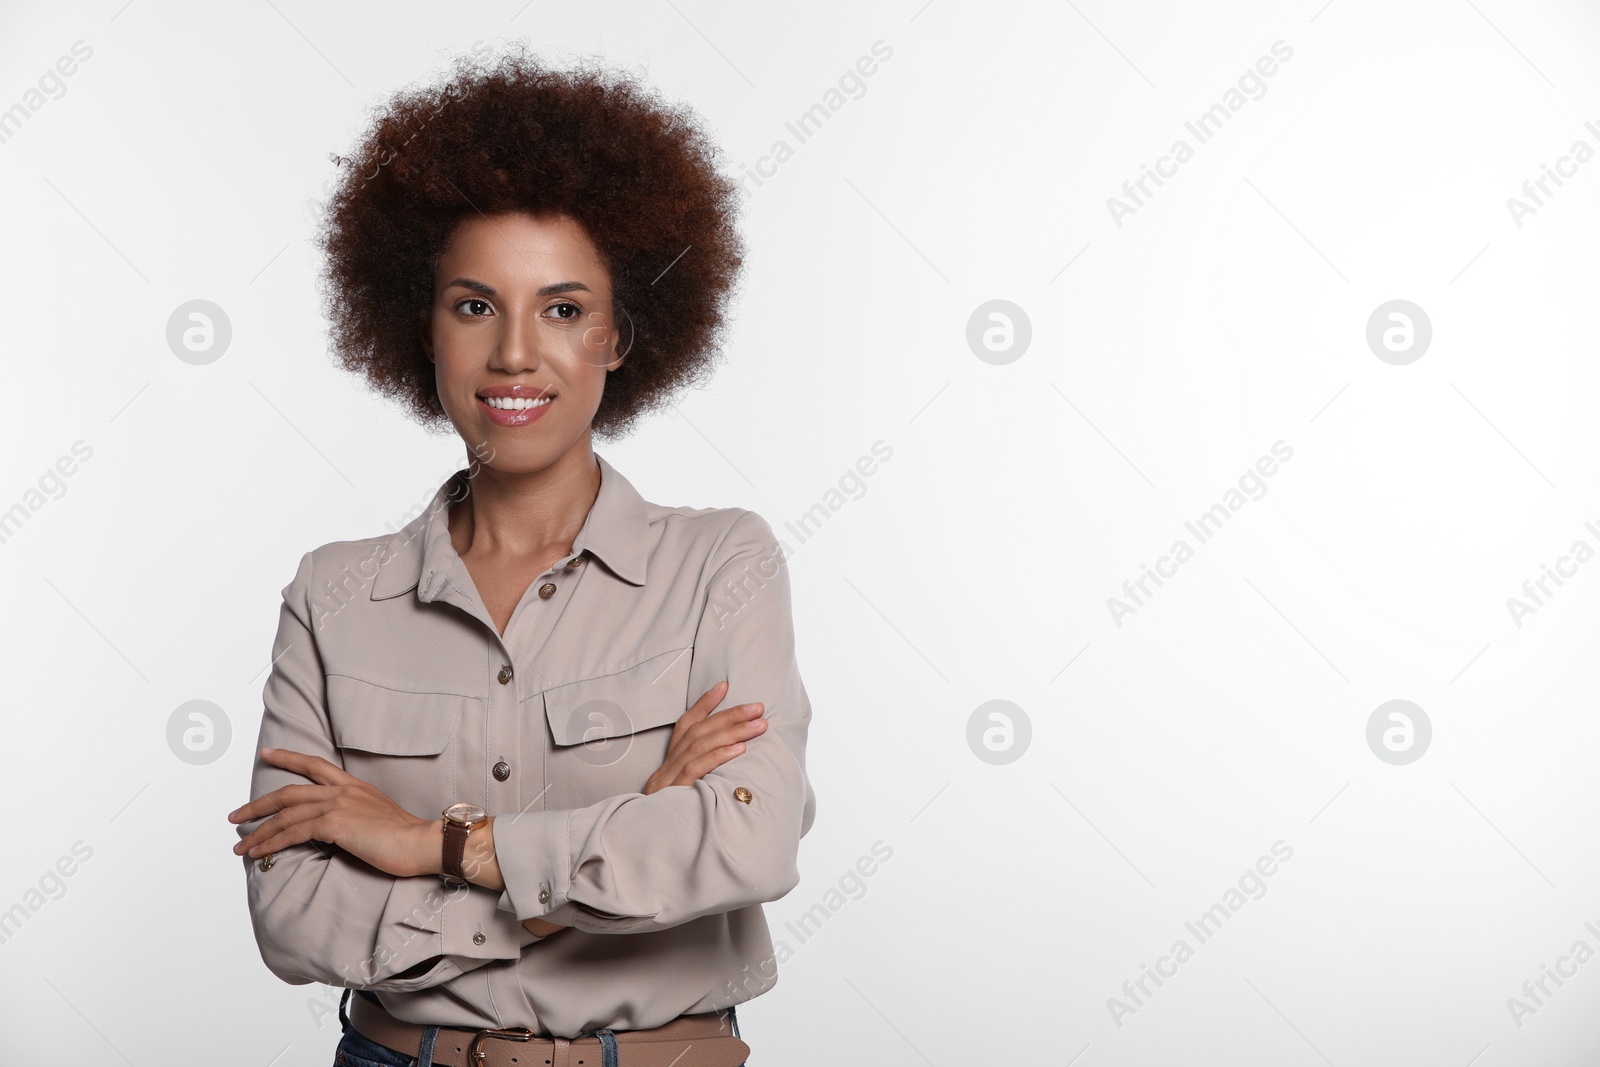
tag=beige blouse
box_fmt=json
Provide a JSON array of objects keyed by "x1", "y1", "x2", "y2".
[{"x1": 235, "y1": 453, "x2": 816, "y2": 1038}]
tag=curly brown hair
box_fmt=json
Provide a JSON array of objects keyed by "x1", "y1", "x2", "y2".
[{"x1": 313, "y1": 43, "x2": 746, "y2": 441}]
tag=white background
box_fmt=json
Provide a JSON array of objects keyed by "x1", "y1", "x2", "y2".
[{"x1": 2, "y1": 1, "x2": 1599, "y2": 1064}]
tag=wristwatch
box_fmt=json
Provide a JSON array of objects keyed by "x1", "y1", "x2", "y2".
[{"x1": 440, "y1": 801, "x2": 488, "y2": 888}]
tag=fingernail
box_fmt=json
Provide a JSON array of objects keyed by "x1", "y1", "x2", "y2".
[{"x1": 261, "y1": 747, "x2": 275, "y2": 756}]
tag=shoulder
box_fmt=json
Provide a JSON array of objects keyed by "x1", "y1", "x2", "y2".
[
  {"x1": 643, "y1": 499, "x2": 785, "y2": 573},
  {"x1": 275, "y1": 530, "x2": 411, "y2": 601}
]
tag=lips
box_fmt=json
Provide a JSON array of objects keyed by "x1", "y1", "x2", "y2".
[{"x1": 477, "y1": 390, "x2": 555, "y2": 426}]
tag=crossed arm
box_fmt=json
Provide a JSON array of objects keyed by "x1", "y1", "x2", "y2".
[
  {"x1": 231, "y1": 679, "x2": 768, "y2": 939},
  {"x1": 230, "y1": 511, "x2": 815, "y2": 990}
]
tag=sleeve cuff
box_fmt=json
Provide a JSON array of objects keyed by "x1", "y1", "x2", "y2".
[
  {"x1": 491, "y1": 808, "x2": 573, "y2": 921},
  {"x1": 379, "y1": 875, "x2": 527, "y2": 966}
]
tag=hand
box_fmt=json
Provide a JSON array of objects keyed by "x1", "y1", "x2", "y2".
[
  {"x1": 643, "y1": 680, "x2": 766, "y2": 796},
  {"x1": 228, "y1": 748, "x2": 434, "y2": 878},
  {"x1": 520, "y1": 682, "x2": 764, "y2": 940}
]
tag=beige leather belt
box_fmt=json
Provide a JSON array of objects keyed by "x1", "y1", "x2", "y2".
[{"x1": 347, "y1": 990, "x2": 752, "y2": 1067}]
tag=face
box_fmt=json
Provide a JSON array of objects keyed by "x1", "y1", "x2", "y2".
[{"x1": 419, "y1": 210, "x2": 624, "y2": 474}]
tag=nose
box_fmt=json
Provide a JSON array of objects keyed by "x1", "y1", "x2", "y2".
[{"x1": 489, "y1": 307, "x2": 543, "y2": 374}]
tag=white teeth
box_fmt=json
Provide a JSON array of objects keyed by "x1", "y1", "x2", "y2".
[{"x1": 481, "y1": 395, "x2": 553, "y2": 410}]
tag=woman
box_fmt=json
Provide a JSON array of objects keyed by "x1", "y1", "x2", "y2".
[{"x1": 227, "y1": 45, "x2": 815, "y2": 1067}]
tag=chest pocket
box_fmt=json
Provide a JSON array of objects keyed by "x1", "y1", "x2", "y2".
[
  {"x1": 540, "y1": 647, "x2": 693, "y2": 806},
  {"x1": 326, "y1": 675, "x2": 463, "y2": 819}
]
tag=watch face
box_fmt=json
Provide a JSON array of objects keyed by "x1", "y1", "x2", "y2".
[{"x1": 444, "y1": 802, "x2": 487, "y2": 825}]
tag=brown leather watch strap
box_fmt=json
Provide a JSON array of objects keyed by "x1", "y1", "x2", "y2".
[{"x1": 443, "y1": 819, "x2": 470, "y2": 885}]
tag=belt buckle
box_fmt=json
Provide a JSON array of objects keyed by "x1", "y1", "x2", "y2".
[{"x1": 467, "y1": 1025, "x2": 535, "y2": 1064}]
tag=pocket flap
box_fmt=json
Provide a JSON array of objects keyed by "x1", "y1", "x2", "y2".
[
  {"x1": 326, "y1": 675, "x2": 462, "y2": 755},
  {"x1": 542, "y1": 648, "x2": 693, "y2": 747}
]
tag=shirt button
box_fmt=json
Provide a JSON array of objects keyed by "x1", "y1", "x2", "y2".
[
  {"x1": 493, "y1": 760, "x2": 511, "y2": 781},
  {"x1": 539, "y1": 886, "x2": 551, "y2": 904},
  {"x1": 565, "y1": 556, "x2": 583, "y2": 569},
  {"x1": 538, "y1": 582, "x2": 556, "y2": 599},
  {"x1": 258, "y1": 853, "x2": 276, "y2": 871},
  {"x1": 473, "y1": 931, "x2": 487, "y2": 945},
  {"x1": 498, "y1": 664, "x2": 513, "y2": 685},
  {"x1": 734, "y1": 787, "x2": 753, "y2": 804}
]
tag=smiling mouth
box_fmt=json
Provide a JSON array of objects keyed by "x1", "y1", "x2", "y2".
[
  {"x1": 476, "y1": 393, "x2": 556, "y2": 426},
  {"x1": 479, "y1": 394, "x2": 554, "y2": 410}
]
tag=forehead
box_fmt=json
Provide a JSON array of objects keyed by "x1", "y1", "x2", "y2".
[{"x1": 437, "y1": 211, "x2": 609, "y2": 286}]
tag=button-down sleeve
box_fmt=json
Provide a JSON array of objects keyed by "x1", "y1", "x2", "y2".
[
  {"x1": 237, "y1": 550, "x2": 542, "y2": 991},
  {"x1": 493, "y1": 510, "x2": 817, "y2": 934}
]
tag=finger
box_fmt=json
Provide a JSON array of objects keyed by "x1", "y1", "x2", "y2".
[
  {"x1": 229, "y1": 785, "x2": 304, "y2": 824},
  {"x1": 240, "y1": 824, "x2": 311, "y2": 858},
  {"x1": 651, "y1": 736, "x2": 724, "y2": 790},
  {"x1": 259, "y1": 747, "x2": 357, "y2": 786},
  {"x1": 698, "y1": 712, "x2": 767, "y2": 752},
  {"x1": 229, "y1": 784, "x2": 338, "y2": 823},
  {"x1": 236, "y1": 802, "x2": 330, "y2": 855},
  {"x1": 684, "y1": 703, "x2": 765, "y2": 747},
  {"x1": 670, "y1": 680, "x2": 729, "y2": 741},
  {"x1": 675, "y1": 742, "x2": 747, "y2": 786},
  {"x1": 235, "y1": 809, "x2": 299, "y2": 854},
  {"x1": 679, "y1": 737, "x2": 749, "y2": 780},
  {"x1": 710, "y1": 701, "x2": 764, "y2": 724},
  {"x1": 234, "y1": 795, "x2": 331, "y2": 844},
  {"x1": 657, "y1": 698, "x2": 761, "y2": 784},
  {"x1": 685, "y1": 701, "x2": 762, "y2": 738}
]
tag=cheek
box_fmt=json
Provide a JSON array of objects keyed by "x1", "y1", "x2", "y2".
[
  {"x1": 430, "y1": 337, "x2": 491, "y2": 397},
  {"x1": 430, "y1": 356, "x2": 472, "y2": 411},
  {"x1": 576, "y1": 312, "x2": 621, "y2": 367},
  {"x1": 427, "y1": 331, "x2": 470, "y2": 377},
  {"x1": 579, "y1": 322, "x2": 608, "y2": 353}
]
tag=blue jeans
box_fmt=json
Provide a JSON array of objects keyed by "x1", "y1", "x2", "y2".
[{"x1": 334, "y1": 989, "x2": 746, "y2": 1067}]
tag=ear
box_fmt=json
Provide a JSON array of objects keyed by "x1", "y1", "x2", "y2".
[
  {"x1": 607, "y1": 302, "x2": 629, "y2": 371},
  {"x1": 417, "y1": 307, "x2": 434, "y2": 364}
]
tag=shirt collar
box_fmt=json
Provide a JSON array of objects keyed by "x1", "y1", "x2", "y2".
[{"x1": 369, "y1": 452, "x2": 651, "y2": 602}]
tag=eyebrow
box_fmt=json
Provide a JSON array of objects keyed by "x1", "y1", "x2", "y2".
[{"x1": 444, "y1": 277, "x2": 592, "y2": 297}]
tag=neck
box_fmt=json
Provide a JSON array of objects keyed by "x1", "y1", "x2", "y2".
[{"x1": 448, "y1": 442, "x2": 601, "y2": 558}]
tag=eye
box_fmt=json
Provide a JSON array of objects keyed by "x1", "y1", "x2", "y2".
[
  {"x1": 548, "y1": 301, "x2": 582, "y2": 321},
  {"x1": 454, "y1": 297, "x2": 493, "y2": 317}
]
